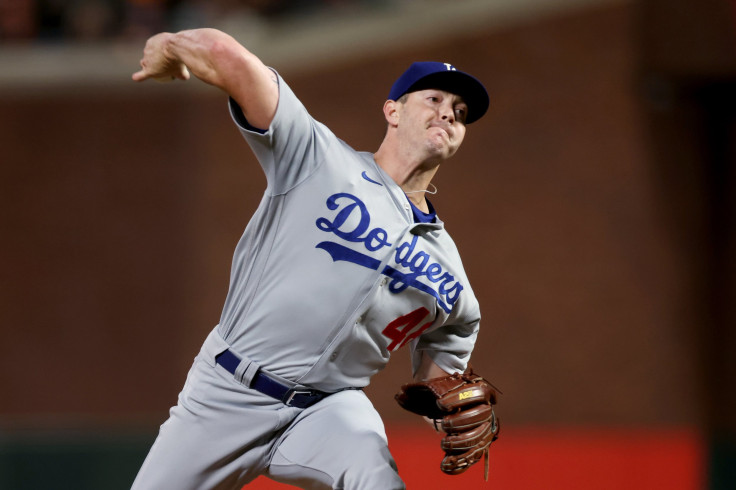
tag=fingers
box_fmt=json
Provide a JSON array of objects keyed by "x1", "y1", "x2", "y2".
[
  {"x1": 131, "y1": 69, "x2": 172, "y2": 83},
  {"x1": 131, "y1": 32, "x2": 190, "y2": 84},
  {"x1": 131, "y1": 69, "x2": 149, "y2": 82},
  {"x1": 177, "y1": 65, "x2": 191, "y2": 81},
  {"x1": 132, "y1": 54, "x2": 153, "y2": 82},
  {"x1": 131, "y1": 63, "x2": 189, "y2": 83}
]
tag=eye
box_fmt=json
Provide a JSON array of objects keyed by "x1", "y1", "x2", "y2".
[{"x1": 454, "y1": 107, "x2": 468, "y2": 123}]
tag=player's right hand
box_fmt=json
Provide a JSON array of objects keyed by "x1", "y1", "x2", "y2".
[{"x1": 132, "y1": 32, "x2": 191, "y2": 83}]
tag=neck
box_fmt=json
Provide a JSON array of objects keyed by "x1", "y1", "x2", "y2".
[{"x1": 374, "y1": 142, "x2": 439, "y2": 211}]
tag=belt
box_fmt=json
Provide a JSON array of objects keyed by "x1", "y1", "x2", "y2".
[{"x1": 215, "y1": 349, "x2": 329, "y2": 409}]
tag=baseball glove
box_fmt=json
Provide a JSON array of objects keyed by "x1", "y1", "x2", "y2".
[{"x1": 395, "y1": 367, "x2": 500, "y2": 480}]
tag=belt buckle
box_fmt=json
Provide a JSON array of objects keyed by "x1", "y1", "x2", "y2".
[{"x1": 283, "y1": 389, "x2": 314, "y2": 407}]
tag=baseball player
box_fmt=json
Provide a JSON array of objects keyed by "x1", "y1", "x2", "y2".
[{"x1": 130, "y1": 28, "x2": 498, "y2": 490}]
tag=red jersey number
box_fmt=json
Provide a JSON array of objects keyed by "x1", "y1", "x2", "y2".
[{"x1": 382, "y1": 307, "x2": 434, "y2": 352}]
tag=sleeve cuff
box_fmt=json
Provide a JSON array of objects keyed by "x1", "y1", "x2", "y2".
[{"x1": 228, "y1": 97, "x2": 268, "y2": 134}]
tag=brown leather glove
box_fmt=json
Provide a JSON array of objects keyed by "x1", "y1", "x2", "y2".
[{"x1": 395, "y1": 367, "x2": 500, "y2": 480}]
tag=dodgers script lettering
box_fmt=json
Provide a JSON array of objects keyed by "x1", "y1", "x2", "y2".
[{"x1": 315, "y1": 192, "x2": 464, "y2": 313}]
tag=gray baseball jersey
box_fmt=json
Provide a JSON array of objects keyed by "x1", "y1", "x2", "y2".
[
  {"x1": 132, "y1": 70, "x2": 482, "y2": 490},
  {"x1": 218, "y1": 72, "x2": 481, "y2": 392}
]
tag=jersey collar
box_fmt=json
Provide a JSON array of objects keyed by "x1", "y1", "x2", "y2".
[{"x1": 407, "y1": 198, "x2": 437, "y2": 223}]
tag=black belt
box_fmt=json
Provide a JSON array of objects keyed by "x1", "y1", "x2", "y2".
[{"x1": 215, "y1": 349, "x2": 329, "y2": 409}]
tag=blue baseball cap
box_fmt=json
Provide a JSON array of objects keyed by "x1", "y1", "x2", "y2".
[{"x1": 388, "y1": 61, "x2": 489, "y2": 124}]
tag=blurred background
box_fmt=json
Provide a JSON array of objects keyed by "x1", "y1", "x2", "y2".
[{"x1": 1, "y1": 0, "x2": 734, "y2": 488}]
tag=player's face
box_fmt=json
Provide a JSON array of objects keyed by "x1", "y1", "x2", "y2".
[{"x1": 399, "y1": 89, "x2": 468, "y2": 160}]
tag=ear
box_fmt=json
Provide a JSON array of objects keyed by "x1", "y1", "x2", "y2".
[{"x1": 383, "y1": 99, "x2": 400, "y2": 127}]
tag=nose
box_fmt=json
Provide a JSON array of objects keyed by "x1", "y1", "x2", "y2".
[{"x1": 439, "y1": 101, "x2": 455, "y2": 124}]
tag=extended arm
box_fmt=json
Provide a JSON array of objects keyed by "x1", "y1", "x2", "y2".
[{"x1": 132, "y1": 28, "x2": 278, "y2": 129}]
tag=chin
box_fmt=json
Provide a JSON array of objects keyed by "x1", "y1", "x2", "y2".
[
  {"x1": 425, "y1": 137, "x2": 453, "y2": 158},
  {"x1": 426, "y1": 143, "x2": 456, "y2": 161}
]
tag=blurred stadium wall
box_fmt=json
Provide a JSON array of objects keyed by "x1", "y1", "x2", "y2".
[{"x1": 1, "y1": 0, "x2": 734, "y2": 488}]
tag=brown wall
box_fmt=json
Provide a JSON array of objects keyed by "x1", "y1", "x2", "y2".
[{"x1": 1, "y1": 1, "x2": 733, "y2": 438}]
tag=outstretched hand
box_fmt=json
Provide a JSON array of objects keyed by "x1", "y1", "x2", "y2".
[{"x1": 132, "y1": 32, "x2": 190, "y2": 82}]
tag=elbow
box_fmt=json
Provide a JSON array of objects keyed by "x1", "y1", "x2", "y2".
[
  {"x1": 208, "y1": 38, "x2": 257, "y2": 86},
  {"x1": 208, "y1": 38, "x2": 241, "y2": 64}
]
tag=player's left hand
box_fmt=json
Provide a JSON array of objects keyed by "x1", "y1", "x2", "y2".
[
  {"x1": 132, "y1": 32, "x2": 190, "y2": 83},
  {"x1": 395, "y1": 367, "x2": 500, "y2": 480}
]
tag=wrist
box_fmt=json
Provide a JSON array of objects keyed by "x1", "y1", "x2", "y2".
[{"x1": 160, "y1": 32, "x2": 178, "y2": 62}]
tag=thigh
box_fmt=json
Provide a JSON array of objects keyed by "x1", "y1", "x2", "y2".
[
  {"x1": 132, "y1": 354, "x2": 296, "y2": 490},
  {"x1": 267, "y1": 390, "x2": 405, "y2": 490}
]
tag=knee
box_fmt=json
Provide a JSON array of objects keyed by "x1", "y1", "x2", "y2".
[
  {"x1": 270, "y1": 431, "x2": 404, "y2": 490},
  {"x1": 337, "y1": 436, "x2": 405, "y2": 490}
]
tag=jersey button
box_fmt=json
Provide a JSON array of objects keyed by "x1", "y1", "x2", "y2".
[{"x1": 329, "y1": 351, "x2": 338, "y2": 361}]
